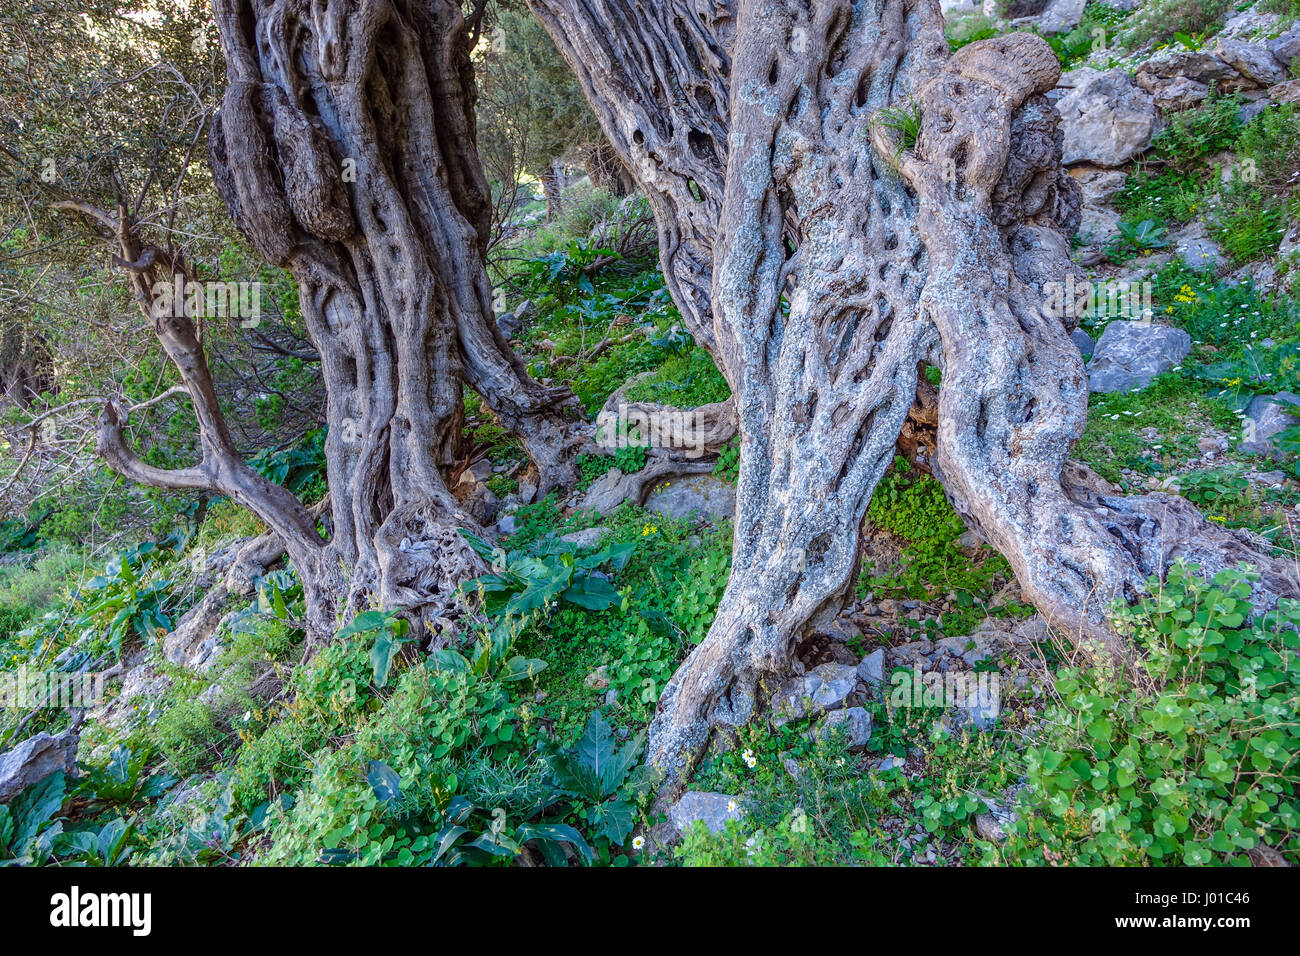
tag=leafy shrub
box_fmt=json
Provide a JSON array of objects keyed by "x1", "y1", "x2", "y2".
[
  {"x1": 713, "y1": 439, "x2": 740, "y2": 483},
  {"x1": 1194, "y1": 341, "x2": 1300, "y2": 411},
  {"x1": 999, "y1": 564, "x2": 1300, "y2": 865},
  {"x1": 1116, "y1": 167, "x2": 1207, "y2": 225},
  {"x1": 150, "y1": 699, "x2": 223, "y2": 777},
  {"x1": 1150, "y1": 89, "x2": 1242, "y2": 172},
  {"x1": 1120, "y1": 0, "x2": 1234, "y2": 50},
  {"x1": 1211, "y1": 184, "x2": 1289, "y2": 264},
  {"x1": 621, "y1": 347, "x2": 731, "y2": 408}
]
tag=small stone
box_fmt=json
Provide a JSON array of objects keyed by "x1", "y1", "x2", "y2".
[
  {"x1": 559, "y1": 526, "x2": 603, "y2": 549},
  {"x1": 975, "y1": 813, "x2": 1009, "y2": 843},
  {"x1": 1070, "y1": 328, "x2": 1095, "y2": 358},
  {"x1": 1057, "y1": 69, "x2": 1159, "y2": 167},
  {"x1": 857, "y1": 649, "x2": 886, "y2": 686},
  {"x1": 771, "y1": 663, "x2": 859, "y2": 727},
  {"x1": 1240, "y1": 392, "x2": 1300, "y2": 457},
  {"x1": 583, "y1": 665, "x2": 610, "y2": 691},
  {"x1": 1087, "y1": 321, "x2": 1192, "y2": 393},
  {"x1": 0, "y1": 730, "x2": 78, "y2": 804},
  {"x1": 668, "y1": 791, "x2": 743, "y2": 835},
  {"x1": 814, "y1": 707, "x2": 873, "y2": 748}
]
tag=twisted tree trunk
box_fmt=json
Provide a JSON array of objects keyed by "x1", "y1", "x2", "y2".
[
  {"x1": 530, "y1": 0, "x2": 1299, "y2": 786},
  {"x1": 205, "y1": 0, "x2": 585, "y2": 636}
]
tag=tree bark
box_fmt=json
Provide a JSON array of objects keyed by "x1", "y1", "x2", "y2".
[
  {"x1": 207, "y1": 0, "x2": 584, "y2": 635},
  {"x1": 540, "y1": 161, "x2": 565, "y2": 223},
  {"x1": 530, "y1": 0, "x2": 1299, "y2": 788}
]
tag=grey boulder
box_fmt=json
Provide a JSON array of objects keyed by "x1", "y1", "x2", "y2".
[
  {"x1": 1058, "y1": 69, "x2": 1159, "y2": 167},
  {"x1": 1087, "y1": 321, "x2": 1191, "y2": 393},
  {"x1": 0, "y1": 729, "x2": 78, "y2": 804}
]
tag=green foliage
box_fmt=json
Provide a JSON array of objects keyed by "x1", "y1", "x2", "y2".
[
  {"x1": 1210, "y1": 184, "x2": 1289, "y2": 264},
  {"x1": 78, "y1": 744, "x2": 175, "y2": 807},
  {"x1": 1120, "y1": 0, "x2": 1235, "y2": 50},
  {"x1": 945, "y1": 12, "x2": 997, "y2": 51},
  {"x1": 1150, "y1": 88, "x2": 1242, "y2": 171},
  {"x1": 246, "y1": 428, "x2": 327, "y2": 501},
  {"x1": 150, "y1": 699, "x2": 222, "y2": 777},
  {"x1": 1194, "y1": 342, "x2": 1300, "y2": 411},
  {"x1": 1076, "y1": 373, "x2": 1238, "y2": 486},
  {"x1": 671, "y1": 539, "x2": 732, "y2": 647},
  {"x1": 513, "y1": 239, "x2": 619, "y2": 303},
  {"x1": 1116, "y1": 167, "x2": 1208, "y2": 225},
  {"x1": 0, "y1": 771, "x2": 66, "y2": 864},
  {"x1": 1047, "y1": 3, "x2": 1133, "y2": 69},
  {"x1": 1153, "y1": 265, "x2": 1298, "y2": 349},
  {"x1": 575, "y1": 443, "x2": 648, "y2": 491},
  {"x1": 713, "y1": 439, "x2": 740, "y2": 483},
  {"x1": 621, "y1": 347, "x2": 731, "y2": 408},
  {"x1": 461, "y1": 530, "x2": 635, "y2": 619},
  {"x1": 1106, "y1": 219, "x2": 1171, "y2": 260},
  {"x1": 0, "y1": 549, "x2": 82, "y2": 643},
  {"x1": 547, "y1": 710, "x2": 650, "y2": 846},
  {"x1": 875, "y1": 100, "x2": 923, "y2": 156},
  {"x1": 1000, "y1": 564, "x2": 1300, "y2": 866},
  {"x1": 336, "y1": 608, "x2": 411, "y2": 689},
  {"x1": 74, "y1": 540, "x2": 177, "y2": 659},
  {"x1": 860, "y1": 459, "x2": 1026, "y2": 636},
  {"x1": 675, "y1": 812, "x2": 840, "y2": 866}
]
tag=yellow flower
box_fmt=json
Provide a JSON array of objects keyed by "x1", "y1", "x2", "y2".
[{"x1": 641, "y1": 524, "x2": 658, "y2": 536}]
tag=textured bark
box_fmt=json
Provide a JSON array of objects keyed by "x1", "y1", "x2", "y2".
[
  {"x1": 207, "y1": 0, "x2": 584, "y2": 634},
  {"x1": 541, "y1": 163, "x2": 565, "y2": 223},
  {"x1": 881, "y1": 33, "x2": 1299, "y2": 649},
  {"x1": 531, "y1": 0, "x2": 1299, "y2": 788}
]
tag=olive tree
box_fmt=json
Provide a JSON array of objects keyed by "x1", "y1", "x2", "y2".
[{"x1": 526, "y1": 0, "x2": 1298, "y2": 783}]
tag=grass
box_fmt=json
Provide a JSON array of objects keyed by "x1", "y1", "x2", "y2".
[{"x1": 1075, "y1": 373, "x2": 1239, "y2": 486}]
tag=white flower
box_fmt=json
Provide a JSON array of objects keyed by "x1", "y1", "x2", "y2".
[
  {"x1": 742, "y1": 748, "x2": 757, "y2": 768},
  {"x1": 835, "y1": 757, "x2": 845, "y2": 767},
  {"x1": 632, "y1": 835, "x2": 645, "y2": 851},
  {"x1": 727, "y1": 799, "x2": 739, "y2": 814}
]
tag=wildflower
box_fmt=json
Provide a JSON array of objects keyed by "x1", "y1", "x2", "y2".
[
  {"x1": 835, "y1": 757, "x2": 845, "y2": 767},
  {"x1": 727, "y1": 799, "x2": 739, "y2": 814},
  {"x1": 641, "y1": 524, "x2": 658, "y2": 536},
  {"x1": 742, "y1": 748, "x2": 757, "y2": 768},
  {"x1": 632, "y1": 835, "x2": 646, "y2": 851}
]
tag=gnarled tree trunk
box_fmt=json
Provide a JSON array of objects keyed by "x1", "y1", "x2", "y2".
[
  {"x1": 202, "y1": 0, "x2": 586, "y2": 637},
  {"x1": 529, "y1": 0, "x2": 1299, "y2": 787}
]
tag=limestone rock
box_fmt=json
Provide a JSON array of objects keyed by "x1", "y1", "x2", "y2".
[
  {"x1": 771, "y1": 663, "x2": 859, "y2": 727},
  {"x1": 857, "y1": 648, "x2": 886, "y2": 686},
  {"x1": 0, "y1": 729, "x2": 78, "y2": 804},
  {"x1": 1240, "y1": 392, "x2": 1300, "y2": 457},
  {"x1": 1058, "y1": 70, "x2": 1159, "y2": 167},
  {"x1": 644, "y1": 473, "x2": 735, "y2": 524},
  {"x1": 1070, "y1": 328, "x2": 1095, "y2": 358},
  {"x1": 1087, "y1": 321, "x2": 1192, "y2": 393},
  {"x1": 668, "y1": 791, "x2": 743, "y2": 835},
  {"x1": 1211, "y1": 38, "x2": 1288, "y2": 87},
  {"x1": 814, "y1": 707, "x2": 873, "y2": 748}
]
